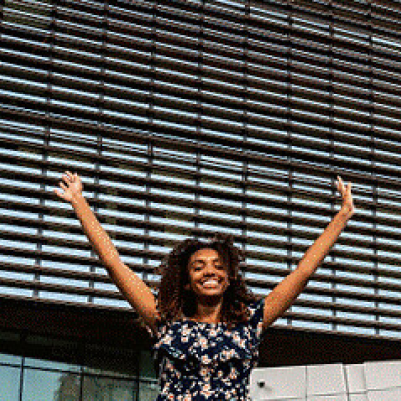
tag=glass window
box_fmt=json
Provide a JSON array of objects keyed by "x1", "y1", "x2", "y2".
[
  {"x1": 22, "y1": 369, "x2": 80, "y2": 401},
  {"x1": 139, "y1": 379, "x2": 159, "y2": 400},
  {"x1": 82, "y1": 376, "x2": 136, "y2": 401},
  {"x1": 0, "y1": 352, "x2": 22, "y2": 365},
  {"x1": 0, "y1": 365, "x2": 20, "y2": 401}
]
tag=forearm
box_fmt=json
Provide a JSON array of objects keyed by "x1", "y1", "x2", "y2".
[
  {"x1": 297, "y1": 209, "x2": 352, "y2": 278},
  {"x1": 71, "y1": 193, "x2": 157, "y2": 329},
  {"x1": 71, "y1": 192, "x2": 120, "y2": 266}
]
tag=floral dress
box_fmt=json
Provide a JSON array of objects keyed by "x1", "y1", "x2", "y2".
[{"x1": 151, "y1": 298, "x2": 266, "y2": 400}]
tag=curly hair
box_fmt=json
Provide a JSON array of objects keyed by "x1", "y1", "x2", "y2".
[{"x1": 156, "y1": 233, "x2": 258, "y2": 329}]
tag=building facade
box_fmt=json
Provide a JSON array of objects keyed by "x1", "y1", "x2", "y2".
[{"x1": 1, "y1": 0, "x2": 401, "y2": 399}]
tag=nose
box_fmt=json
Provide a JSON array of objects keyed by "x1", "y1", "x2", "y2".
[{"x1": 204, "y1": 264, "x2": 220, "y2": 277}]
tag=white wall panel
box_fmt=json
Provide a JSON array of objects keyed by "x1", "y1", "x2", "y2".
[
  {"x1": 250, "y1": 360, "x2": 401, "y2": 401},
  {"x1": 250, "y1": 366, "x2": 306, "y2": 400}
]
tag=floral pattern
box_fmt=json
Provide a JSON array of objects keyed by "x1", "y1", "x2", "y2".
[{"x1": 151, "y1": 298, "x2": 265, "y2": 400}]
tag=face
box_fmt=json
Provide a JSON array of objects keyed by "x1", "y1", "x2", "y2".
[{"x1": 185, "y1": 248, "x2": 230, "y2": 301}]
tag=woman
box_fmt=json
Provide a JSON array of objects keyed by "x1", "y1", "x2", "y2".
[{"x1": 54, "y1": 171, "x2": 354, "y2": 400}]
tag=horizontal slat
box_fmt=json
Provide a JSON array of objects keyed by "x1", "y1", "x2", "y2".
[
  {"x1": 0, "y1": 292, "x2": 138, "y2": 315},
  {"x1": 282, "y1": 310, "x2": 401, "y2": 332},
  {"x1": 0, "y1": 275, "x2": 123, "y2": 299}
]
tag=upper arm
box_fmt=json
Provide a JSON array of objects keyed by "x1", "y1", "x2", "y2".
[
  {"x1": 103, "y1": 258, "x2": 159, "y2": 335},
  {"x1": 262, "y1": 268, "x2": 309, "y2": 330}
]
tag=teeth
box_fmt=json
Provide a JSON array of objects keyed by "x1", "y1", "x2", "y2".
[{"x1": 202, "y1": 279, "x2": 219, "y2": 287}]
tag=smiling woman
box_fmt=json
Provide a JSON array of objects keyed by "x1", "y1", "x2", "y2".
[
  {"x1": 156, "y1": 234, "x2": 258, "y2": 332},
  {"x1": 54, "y1": 171, "x2": 354, "y2": 400}
]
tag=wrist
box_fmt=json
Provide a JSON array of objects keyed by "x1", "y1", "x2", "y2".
[
  {"x1": 337, "y1": 207, "x2": 354, "y2": 221},
  {"x1": 71, "y1": 192, "x2": 85, "y2": 206}
]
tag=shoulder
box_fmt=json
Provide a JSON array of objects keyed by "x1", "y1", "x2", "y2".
[
  {"x1": 246, "y1": 297, "x2": 266, "y2": 336},
  {"x1": 247, "y1": 297, "x2": 265, "y2": 317}
]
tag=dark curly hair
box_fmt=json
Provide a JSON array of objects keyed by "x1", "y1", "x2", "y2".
[{"x1": 155, "y1": 233, "x2": 258, "y2": 329}]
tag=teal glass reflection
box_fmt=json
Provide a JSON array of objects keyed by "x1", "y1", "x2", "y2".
[
  {"x1": 0, "y1": 365, "x2": 20, "y2": 401},
  {"x1": 82, "y1": 376, "x2": 136, "y2": 401},
  {"x1": 139, "y1": 379, "x2": 159, "y2": 400},
  {"x1": 24, "y1": 357, "x2": 81, "y2": 372},
  {"x1": 22, "y1": 369, "x2": 80, "y2": 401},
  {"x1": 0, "y1": 352, "x2": 22, "y2": 365}
]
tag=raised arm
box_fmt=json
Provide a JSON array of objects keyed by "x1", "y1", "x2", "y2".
[
  {"x1": 261, "y1": 176, "x2": 355, "y2": 330},
  {"x1": 54, "y1": 171, "x2": 158, "y2": 335}
]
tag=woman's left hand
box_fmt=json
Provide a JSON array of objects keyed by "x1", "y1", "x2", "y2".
[{"x1": 336, "y1": 175, "x2": 355, "y2": 219}]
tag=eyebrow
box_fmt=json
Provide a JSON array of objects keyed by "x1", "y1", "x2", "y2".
[{"x1": 190, "y1": 258, "x2": 221, "y2": 266}]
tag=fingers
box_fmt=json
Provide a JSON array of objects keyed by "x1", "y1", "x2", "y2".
[
  {"x1": 53, "y1": 188, "x2": 67, "y2": 201},
  {"x1": 54, "y1": 171, "x2": 73, "y2": 197},
  {"x1": 346, "y1": 181, "x2": 352, "y2": 195},
  {"x1": 336, "y1": 176, "x2": 344, "y2": 196},
  {"x1": 63, "y1": 171, "x2": 74, "y2": 182},
  {"x1": 336, "y1": 175, "x2": 353, "y2": 198},
  {"x1": 53, "y1": 188, "x2": 62, "y2": 198}
]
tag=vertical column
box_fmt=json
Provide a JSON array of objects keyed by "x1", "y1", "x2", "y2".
[
  {"x1": 328, "y1": 0, "x2": 337, "y2": 333},
  {"x1": 368, "y1": 0, "x2": 379, "y2": 337},
  {"x1": 35, "y1": 0, "x2": 59, "y2": 299},
  {"x1": 89, "y1": 0, "x2": 109, "y2": 304},
  {"x1": 241, "y1": 0, "x2": 250, "y2": 280},
  {"x1": 194, "y1": 0, "x2": 205, "y2": 240},
  {"x1": 286, "y1": 0, "x2": 293, "y2": 327},
  {"x1": 144, "y1": 1, "x2": 158, "y2": 291}
]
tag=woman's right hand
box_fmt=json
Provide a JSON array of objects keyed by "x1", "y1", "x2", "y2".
[{"x1": 54, "y1": 171, "x2": 83, "y2": 203}]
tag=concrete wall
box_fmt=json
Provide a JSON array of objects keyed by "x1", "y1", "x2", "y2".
[{"x1": 250, "y1": 360, "x2": 401, "y2": 400}]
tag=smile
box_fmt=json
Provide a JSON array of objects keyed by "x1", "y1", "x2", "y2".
[{"x1": 201, "y1": 279, "x2": 221, "y2": 288}]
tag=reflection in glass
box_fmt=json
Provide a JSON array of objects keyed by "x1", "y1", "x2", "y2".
[
  {"x1": 0, "y1": 365, "x2": 20, "y2": 401},
  {"x1": 82, "y1": 376, "x2": 136, "y2": 401},
  {"x1": 139, "y1": 379, "x2": 159, "y2": 400},
  {"x1": 24, "y1": 358, "x2": 81, "y2": 372},
  {"x1": 0, "y1": 352, "x2": 22, "y2": 365},
  {"x1": 22, "y1": 369, "x2": 80, "y2": 401}
]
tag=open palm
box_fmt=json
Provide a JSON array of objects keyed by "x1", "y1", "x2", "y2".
[{"x1": 54, "y1": 171, "x2": 83, "y2": 203}]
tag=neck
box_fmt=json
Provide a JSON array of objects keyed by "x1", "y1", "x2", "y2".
[{"x1": 193, "y1": 297, "x2": 224, "y2": 323}]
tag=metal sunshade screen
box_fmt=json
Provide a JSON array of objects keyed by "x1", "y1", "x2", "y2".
[{"x1": 1, "y1": 0, "x2": 401, "y2": 341}]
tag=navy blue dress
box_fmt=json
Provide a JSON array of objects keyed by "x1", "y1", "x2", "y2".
[{"x1": 150, "y1": 298, "x2": 266, "y2": 400}]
